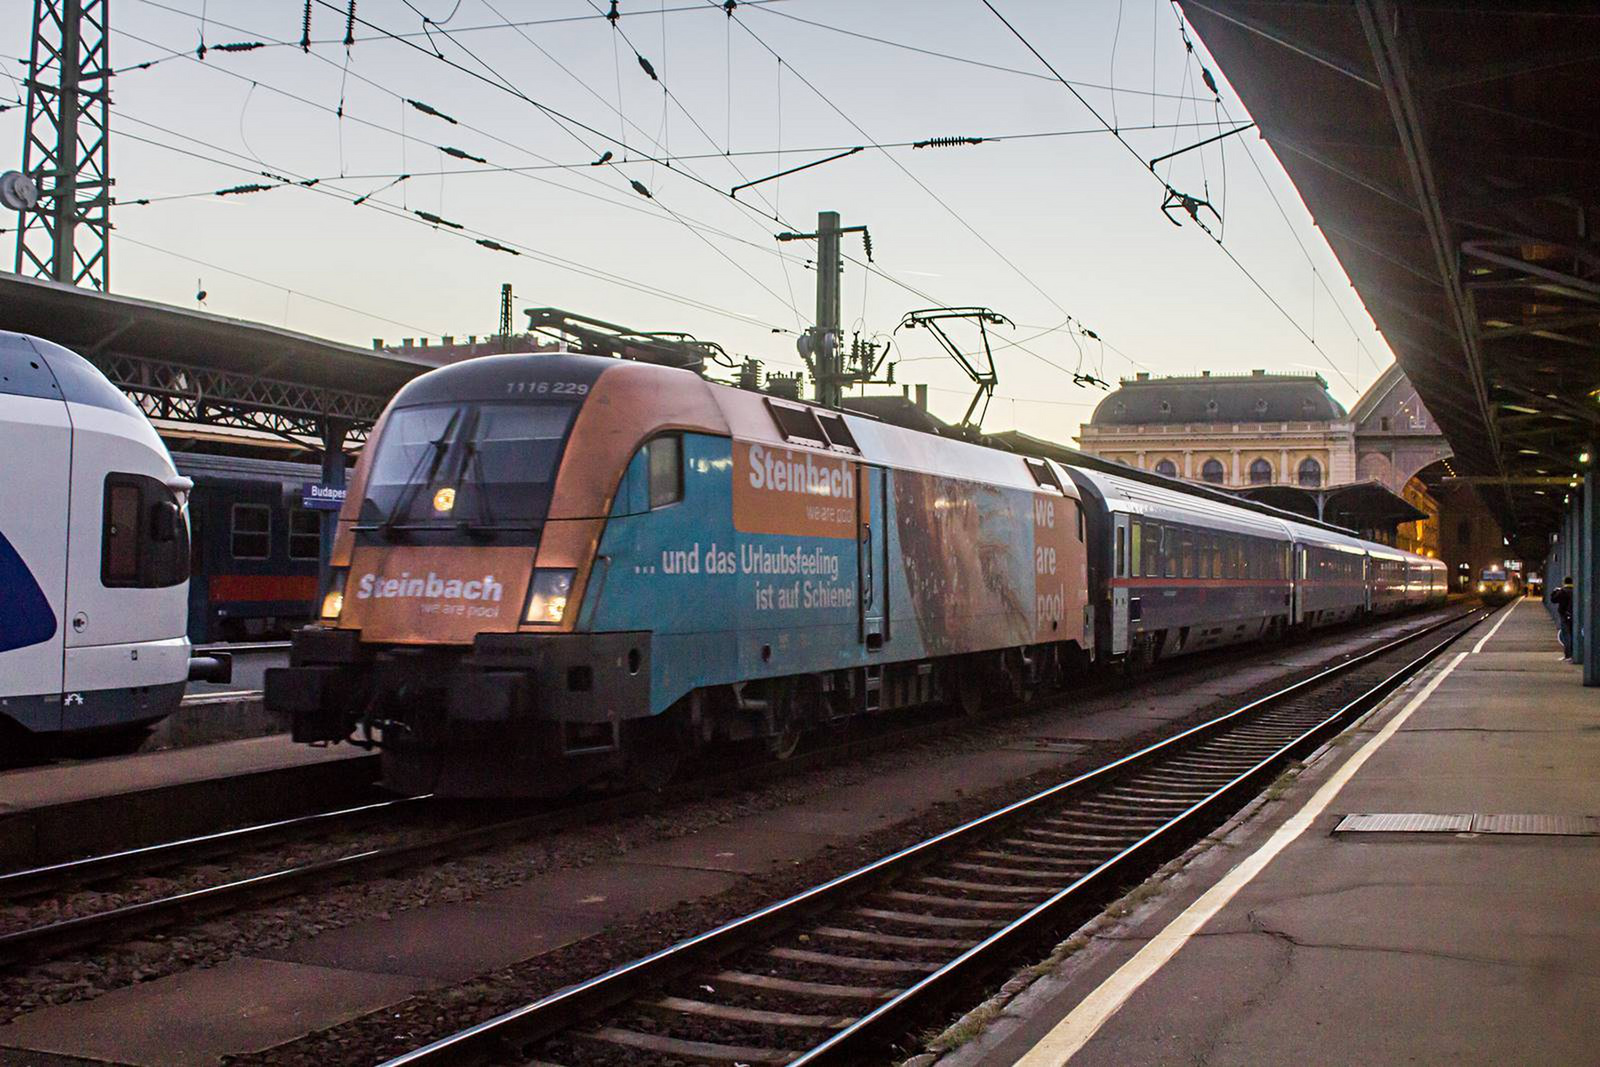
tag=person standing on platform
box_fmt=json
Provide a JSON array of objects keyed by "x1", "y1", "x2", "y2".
[{"x1": 1552, "y1": 576, "x2": 1575, "y2": 660}]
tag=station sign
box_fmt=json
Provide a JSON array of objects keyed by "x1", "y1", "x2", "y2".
[{"x1": 301, "y1": 482, "x2": 347, "y2": 511}]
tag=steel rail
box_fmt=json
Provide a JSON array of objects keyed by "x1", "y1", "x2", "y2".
[
  {"x1": 378, "y1": 608, "x2": 1482, "y2": 1067},
  {"x1": 797, "y1": 613, "x2": 1481, "y2": 1063},
  {"x1": 0, "y1": 795, "x2": 433, "y2": 901}
]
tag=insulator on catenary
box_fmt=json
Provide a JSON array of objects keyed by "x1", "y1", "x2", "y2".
[
  {"x1": 637, "y1": 54, "x2": 658, "y2": 81},
  {"x1": 441, "y1": 146, "x2": 488, "y2": 164},
  {"x1": 407, "y1": 98, "x2": 458, "y2": 125},
  {"x1": 592, "y1": 150, "x2": 614, "y2": 166},
  {"x1": 344, "y1": 1, "x2": 357, "y2": 47},
  {"x1": 476, "y1": 239, "x2": 519, "y2": 256},
  {"x1": 912, "y1": 136, "x2": 986, "y2": 149},
  {"x1": 301, "y1": 0, "x2": 313, "y2": 52},
  {"x1": 414, "y1": 210, "x2": 464, "y2": 229},
  {"x1": 630, "y1": 179, "x2": 653, "y2": 199},
  {"x1": 216, "y1": 183, "x2": 275, "y2": 197},
  {"x1": 212, "y1": 41, "x2": 266, "y2": 53}
]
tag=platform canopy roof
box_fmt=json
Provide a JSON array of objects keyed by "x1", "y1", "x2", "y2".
[
  {"x1": 0, "y1": 272, "x2": 435, "y2": 447},
  {"x1": 1183, "y1": 1, "x2": 1600, "y2": 553}
]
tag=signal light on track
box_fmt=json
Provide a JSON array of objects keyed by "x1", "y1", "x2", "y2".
[{"x1": 433, "y1": 487, "x2": 456, "y2": 513}]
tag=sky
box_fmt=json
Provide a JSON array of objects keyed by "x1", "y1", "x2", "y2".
[{"x1": 0, "y1": 0, "x2": 1400, "y2": 442}]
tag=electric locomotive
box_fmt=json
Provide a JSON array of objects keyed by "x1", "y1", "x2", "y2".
[
  {"x1": 269, "y1": 353, "x2": 1091, "y2": 796},
  {"x1": 1, "y1": 331, "x2": 226, "y2": 757}
]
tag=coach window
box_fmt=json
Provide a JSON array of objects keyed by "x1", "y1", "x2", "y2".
[
  {"x1": 288, "y1": 508, "x2": 322, "y2": 561},
  {"x1": 1181, "y1": 532, "x2": 1195, "y2": 579},
  {"x1": 1130, "y1": 521, "x2": 1142, "y2": 576},
  {"x1": 231, "y1": 503, "x2": 271, "y2": 560},
  {"x1": 1162, "y1": 526, "x2": 1177, "y2": 578},
  {"x1": 1115, "y1": 524, "x2": 1126, "y2": 578},
  {"x1": 1075, "y1": 500, "x2": 1085, "y2": 541},
  {"x1": 646, "y1": 434, "x2": 683, "y2": 509}
]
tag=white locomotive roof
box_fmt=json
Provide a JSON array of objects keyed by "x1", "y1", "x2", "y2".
[{"x1": 1067, "y1": 466, "x2": 1292, "y2": 540}]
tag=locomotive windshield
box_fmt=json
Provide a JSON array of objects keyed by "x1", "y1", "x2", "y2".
[{"x1": 358, "y1": 400, "x2": 577, "y2": 539}]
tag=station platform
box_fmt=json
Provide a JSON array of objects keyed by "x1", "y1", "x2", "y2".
[
  {"x1": 962, "y1": 598, "x2": 1600, "y2": 1066},
  {"x1": 0, "y1": 733, "x2": 376, "y2": 869}
]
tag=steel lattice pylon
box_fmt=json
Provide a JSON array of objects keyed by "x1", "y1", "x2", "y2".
[{"x1": 16, "y1": 0, "x2": 111, "y2": 289}]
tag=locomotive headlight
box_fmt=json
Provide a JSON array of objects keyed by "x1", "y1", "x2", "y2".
[
  {"x1": 321, "y1": 568, "x2": 349, "y2": 620},
  {"x1": 1504, "y1": 581, "x2": 1515, "y2": 594},
  {"x1": 1477, "y1": 581, "x2": 1488, "y2": 593},
  {"x1": 433, "y1": 486, "x2": 456, "y2": 513},
  {"x1": 525, "y1": 568, "x2": 575, "y2": 624}
]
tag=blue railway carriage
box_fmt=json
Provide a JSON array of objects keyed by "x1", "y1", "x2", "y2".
[
  {"x1": 1, "y1": 331, "x2": 203, "y2": 754},
  {"x1": 1069, "y1": 467, "x2": 1294, "y2": 663},
  {"x1": 1284, "y1": 522, "x2": 1369, "y2": 628},
  {"x1": 174, "y1": 453, "x2": 323, "y2": 643}
]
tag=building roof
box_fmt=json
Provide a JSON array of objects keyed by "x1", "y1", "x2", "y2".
[
  {"x1": 0, "y1": 272, "x2": 435, "y2": 444},
  {"x1": 1088, "y1": 370, "x2": 1347, "y2": 426},
  {"x1": 1182, "y1": 2, "x2": 1600, "y2": 551}
]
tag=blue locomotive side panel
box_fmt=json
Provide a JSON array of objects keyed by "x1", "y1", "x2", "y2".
[{"x1": 586, "y1": 434, "x2": 1080, "y2": 716}]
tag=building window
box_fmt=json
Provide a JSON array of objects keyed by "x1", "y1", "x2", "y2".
[
  {"x1": 1380, "y1": 415, "x2": 1391, "y2": 431},
  {"x1": 1248, "y1": 458, "x2": 1273, "y2": 485},
  {"x1": 1297, "y1": 458, "x2": 1322, "y2": 488},
  {"x1": 1201, "y1": 458, "x2": 1225, "y2": 484},
  {"x1": 1154, "y1": 458, "x2": 1178, "y2": 477}
]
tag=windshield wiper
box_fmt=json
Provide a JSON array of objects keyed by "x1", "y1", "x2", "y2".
[
  {"x1": 380, "y1": 410, "x2": 460, "y2": 540},
  {"x1": 456, "y1": 440, "x2": 499, "y2": 542}
]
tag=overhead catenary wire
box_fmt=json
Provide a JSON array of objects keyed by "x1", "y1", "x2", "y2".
[
  {"x1": 108, "y1": 26, "x2": 820, "y2": 286},
  {"x1": 110, "y1": 120, "x2": 792, "y2": 332},
  {"x1": 980, "y1": 0, "x2": 1359, "y2": 393}
]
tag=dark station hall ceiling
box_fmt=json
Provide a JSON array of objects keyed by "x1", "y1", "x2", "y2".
[{"x1": 1183, "y1": 0, "x2": 1600, "y2": 554}]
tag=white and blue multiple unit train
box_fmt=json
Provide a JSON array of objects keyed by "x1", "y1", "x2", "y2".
[{"x1": 1, "y1": 330, "x2": 222, "y2": 754}]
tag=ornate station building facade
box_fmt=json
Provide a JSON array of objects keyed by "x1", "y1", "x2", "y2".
[{"x1": 1076, "y1": 364, "x2": 1508, "y2": 588}]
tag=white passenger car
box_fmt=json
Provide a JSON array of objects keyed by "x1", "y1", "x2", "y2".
[{"x1": 1, "y1": 331, "x2": 198, "y2": 753}]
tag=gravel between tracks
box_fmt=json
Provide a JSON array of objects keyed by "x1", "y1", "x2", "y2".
[{"x1": 0, "y1": 611, "x2": 1456, "y2": 1058}]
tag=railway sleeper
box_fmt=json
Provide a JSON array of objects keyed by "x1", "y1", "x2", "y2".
[
  {"x1": 769, "y1": 946, "x2": 939, "y2": 974},
  {"x1": 576, "y1": 1026, "x2": 797, "y2": 1066},
  {"x1": 950, "y1": 859, "x2": 1090, "y2": 880},
  {"x1": 882, "y1": 889, "x2": 1032, "y2": 913},
  {"x1": 647, "y1": 996, "x2": 852, "y2": 1032},
  {"x1": 710, "y1": 969, "x2": 896, "y2": 1002},
  {"x1": 853, "y1": 906, "x2": 1002, "y2": 931},
  {"x1": 917, "y1": 876, "x2": 1056, "y2": 897},
  {"x1": 810, "y1": 925, "x2": 973, "y2": 951}
]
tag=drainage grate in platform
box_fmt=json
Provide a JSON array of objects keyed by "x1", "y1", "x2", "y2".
[
  {"x1": 1473, "y1": 814, "x2": 1600, "y2": 836},
  {"x1": 1335, "y1": 813, "x2": 1472, "y2": 833},
  {"x1": 1335, "y1": 813, "x2": 1600, "y2": 836}
]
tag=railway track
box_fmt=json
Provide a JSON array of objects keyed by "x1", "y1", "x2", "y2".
[
  {"x1": 378, "y1": 608, "x2": 1484, "y2": 1067},
  {"x1": 0, "y1": 608, "x2": 1465, "y2": 973}
]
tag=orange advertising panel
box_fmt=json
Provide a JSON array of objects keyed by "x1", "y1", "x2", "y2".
[
  {"x1": 733, "y1": 441, "x2": 862, "y2": 539},
  {"x1": 1031, "y1": 493, "x2": 1080, "y2": 644},
  {"x1": 340, "y1": 545, "x2": 534, "y2": 644}
]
